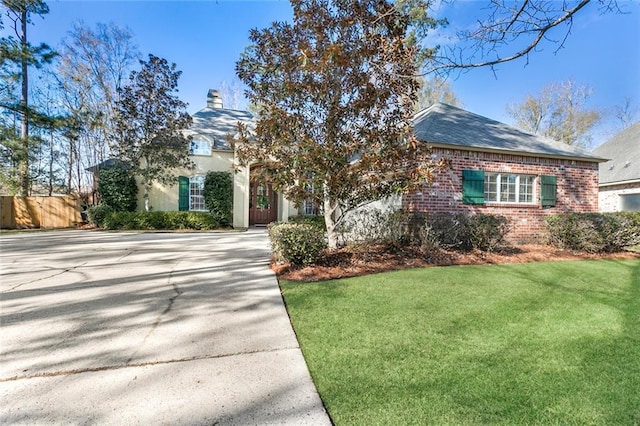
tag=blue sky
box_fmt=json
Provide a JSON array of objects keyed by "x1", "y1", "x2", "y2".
[{"x1": 21, "y1": 0, "x2": 640, "y2": 145}]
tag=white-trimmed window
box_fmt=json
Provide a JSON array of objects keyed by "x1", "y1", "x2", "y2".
[
  {"x1": 189, "y1": 176, "x2": 206, "y2": 211},
  {"x1": 190, "y1": 139, "x2": 212, "y2": 156},
  {"x1": 485, "y1": 173, "x2": 535, "y2": 204}
]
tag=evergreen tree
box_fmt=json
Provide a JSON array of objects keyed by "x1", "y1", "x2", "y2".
[
  {"x1": 112, "y1": 54, "x2": 193, "y2": 211},
  {"x1": 235, "y1": 0, "x2": 436, "y2": 248},
  {"x1": 0, "y1": 0, "x2": 56, "y2": 195}
]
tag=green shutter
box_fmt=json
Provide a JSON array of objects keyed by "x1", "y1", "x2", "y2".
[
  {"x1": 540, "y1": 175, "x2": 557, "y2": 207},
  {"x1": 462, "y1": 170, "x2": 485, "y2": 204},
  {"x1": 178, "y1": 176, "x2": 189, "y2": 211}
]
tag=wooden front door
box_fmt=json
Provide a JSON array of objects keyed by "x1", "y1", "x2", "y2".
[{"x1": 249, "y1": 181, "x2": 278, "y2": 225}]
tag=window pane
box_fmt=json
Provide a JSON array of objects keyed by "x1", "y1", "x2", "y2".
[
  {"x1": 519, "y1": 176, "x2": 534, "y2": 203},
  {"x1": 485, "y1": 173, "x2": 535, "y2": 204},
  {"x1": 189, "y1": 176, "x2": 206, "y2": 211},
  {"x1": 190, "y1": 139, "x2": 212, "y2": 156},
  {"x1": 485, "y1": 174, "x2": 498, "y2": 202},
  {"x1": 257, "y1": 184, "x2": 270, "y2": 210},
  {"x1": 501, "y1": 175, "x2": 516, "y2": 202}
]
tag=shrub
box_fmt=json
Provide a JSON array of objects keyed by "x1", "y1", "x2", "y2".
[
  {"x1": 419, "y1": 213, "x2": 472, "y2": 251},
  {"x1": 268, "y1": 222, "x2": 327, "y2": 267},
  {"x1": 289, "y1": 214, "x2": 326, "y2": 230},
  {"x1": 545, "y1": 212, "x2": 640, "y2": 253},
  {"x1": 97, "y1": 167, "x2": 137, "y2": 212},
  {"x1": 405, "y1": 212, "x2": 509, "y2": 253},
  {"x1": 86, "y1": 204, "x2": 114, "y2": 228},
  {"x1": 338, "y1": 208, "x2": 407, "y2": 247},
  {"x1": 468, "y1": 214, "x2": 510, "y2": 252},
  {"x1": 204, "y1": 171, "x2": 233, "y2": 226},
  {"x1": 102, "y1": 211, "x2": 220, "y2": 231}
]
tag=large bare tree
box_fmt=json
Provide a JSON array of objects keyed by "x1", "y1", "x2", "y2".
[
  {"x1": 416, "y1": 75, "x2": 461, "y2": 111},
  {"x1": 54, "y1": 21, "x2": 139, "y2": 192},
  {"x1": 507, "y1": 79, "x2": 601, "y2": 146},
  {"x1": 235, "y1": 0, "x2": 438, "y2": 248}
]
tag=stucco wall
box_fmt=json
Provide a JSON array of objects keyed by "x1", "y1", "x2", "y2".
[
  {"x1": 137, "y1": 151, "x2": 235, "y2": 212},
  {"x1": 599, "y1": 182, "x2": 640, "y2": 212},
  {"x1": 403, "y1": 147, "x2": 600, "y2": 243}
]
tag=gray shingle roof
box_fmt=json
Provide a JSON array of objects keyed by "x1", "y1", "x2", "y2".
[
  {"x1": 413, "y1": 103, "x2": 604, "y2": 162},
  {"x1": 186, "y1": 106, "x2": 254, "y2": 150},
  {"x1": 593, "y1": 121, "x2": 640, "y2": 185}
]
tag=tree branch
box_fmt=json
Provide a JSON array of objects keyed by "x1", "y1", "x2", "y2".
[{"x1": 420, "y1": 0, "x2": 623, "y2": 75}]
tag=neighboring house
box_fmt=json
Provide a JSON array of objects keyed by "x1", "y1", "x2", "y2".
[
  {"x1": 404, "y1": 103, "x2": 606, "y2": 243},
  {"x1": 593, "y1": 122, "x2": 640, "y2": 212}
]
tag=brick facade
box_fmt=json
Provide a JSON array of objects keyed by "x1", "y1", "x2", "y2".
[{"x1": 403, "y1": 147, "x2": 600, "y2": 243}]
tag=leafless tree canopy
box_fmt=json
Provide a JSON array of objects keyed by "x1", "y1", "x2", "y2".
[
  {"x1": 507, "y1": 78, "x2": 601, "y2": 146},
  {"x1": 418, "y1": 0, "x2": 623, "y2": 75}
]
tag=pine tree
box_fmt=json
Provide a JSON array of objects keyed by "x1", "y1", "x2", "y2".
[{"x1": 0, "y1": 0, "x2": 56, "y2": 195}]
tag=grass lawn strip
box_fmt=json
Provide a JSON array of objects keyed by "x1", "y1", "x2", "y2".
[{"x1": 281, "y1": 259, "x2": 640, "y2": 425}]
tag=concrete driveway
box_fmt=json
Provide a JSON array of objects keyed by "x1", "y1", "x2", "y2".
[{"x1": 0, "y1": 229, "x2": 330, "y2": 425}]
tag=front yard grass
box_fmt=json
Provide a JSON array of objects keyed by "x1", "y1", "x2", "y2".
[{"x1": 281, "y1": 259, "x2": 640, "y2": 425}]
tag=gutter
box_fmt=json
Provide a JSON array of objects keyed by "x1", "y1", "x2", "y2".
[
  {"x1": 425, "y1": 141, "x2": 607, "y2": 164},
  {"x1": 599, "y1": 178, "x2": 640, "y2": 188}
]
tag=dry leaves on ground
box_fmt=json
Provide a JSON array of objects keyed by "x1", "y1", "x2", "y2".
[{"x1": 273, "y1": 244, "x2": 640, "y2": 282}]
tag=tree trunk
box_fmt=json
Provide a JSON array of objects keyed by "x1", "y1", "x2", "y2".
[
  {"x1": 18, "y1": 9, "x2": 29, "y2": 196},
  {"x1": 67, "y1": 138, "x2": 73, "y2": 194},
  {"x1": 48, "y1": 128, "x2": 54, "y2": 196},
  {"x1": 323, "y1": 194, "x2": 340, "y2": 250},
  {"x1": 143, "y1": 181, "x2": 151, "y2": 211}
]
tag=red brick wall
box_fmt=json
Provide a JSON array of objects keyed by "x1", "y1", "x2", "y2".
[{"x1": 403, "y1": 147, "x2": 600, "y2": 243}]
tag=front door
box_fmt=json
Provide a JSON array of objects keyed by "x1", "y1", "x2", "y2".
[{"x1": 249, "y1": 181, "x2": 278, "y2": 225}]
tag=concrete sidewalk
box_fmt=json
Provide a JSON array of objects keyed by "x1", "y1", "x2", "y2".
[{"x1": 0, "y1": 229, "x2": 331, "y2": 425}]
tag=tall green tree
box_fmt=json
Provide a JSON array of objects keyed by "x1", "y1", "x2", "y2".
[
  {"x1": 0, "y1": 0, "x2": 56, "y2": 195},
  {"x1": 507, "y1": 79, "x2": 601, "y2": 146},
  {"x1": 235, "y1": 0, "x2": 436, "y2": 248},
  {"x1": 112, "y1": 54, "x2": 193, "y2": 211}
]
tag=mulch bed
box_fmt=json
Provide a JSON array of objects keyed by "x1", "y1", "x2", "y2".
[{"x1": 273, "y1": 244, "x2": 640, "y2": 282}]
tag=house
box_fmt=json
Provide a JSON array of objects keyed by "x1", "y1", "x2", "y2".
[
  {"x1": 91, "y1": 95, "x2": 606, "y2": 241},
  {"x1": 593, "y1": 122, "x2": 640, "y2": 212},
  {"x1": 404, "y1": 103, "x2": 606, "y2": 243},
  {"x1": 140, "y1": 89, "x2": 298, "y2": 228}
]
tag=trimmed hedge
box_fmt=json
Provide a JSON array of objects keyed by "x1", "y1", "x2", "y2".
[
  {"x1": 268, "y1": 222, "x2": 327, "y2": 267},
  {"x1": 338, "y1": 208, "x2": 406, "y2": 248},
  {"x1": 416, "y1": 212, "x2": 509, "y2": 252},
  {"x1": 101, "y1": 211, "x2": 221, "y2": 230},
  {"x1": 339, "y1": 210, "x2": 509, "y2": 253},
  {"x1": 289, "y1": 214, "x2": 326, "y2": 230},
  {"x1": 545, "y1": 212, "x2": 640, "y2": 253},
  {"x1": 86, "y1": 204, "x2": 114, "y2": 228}
]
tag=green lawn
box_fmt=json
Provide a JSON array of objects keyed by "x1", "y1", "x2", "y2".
[{"x1": 281, "y1": 260, "x2": 640, "y2": 425}]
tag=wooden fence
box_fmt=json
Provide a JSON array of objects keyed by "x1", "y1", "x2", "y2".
[{"x1": 0, "y1": 195, "x2": 83, "y2": 229}]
